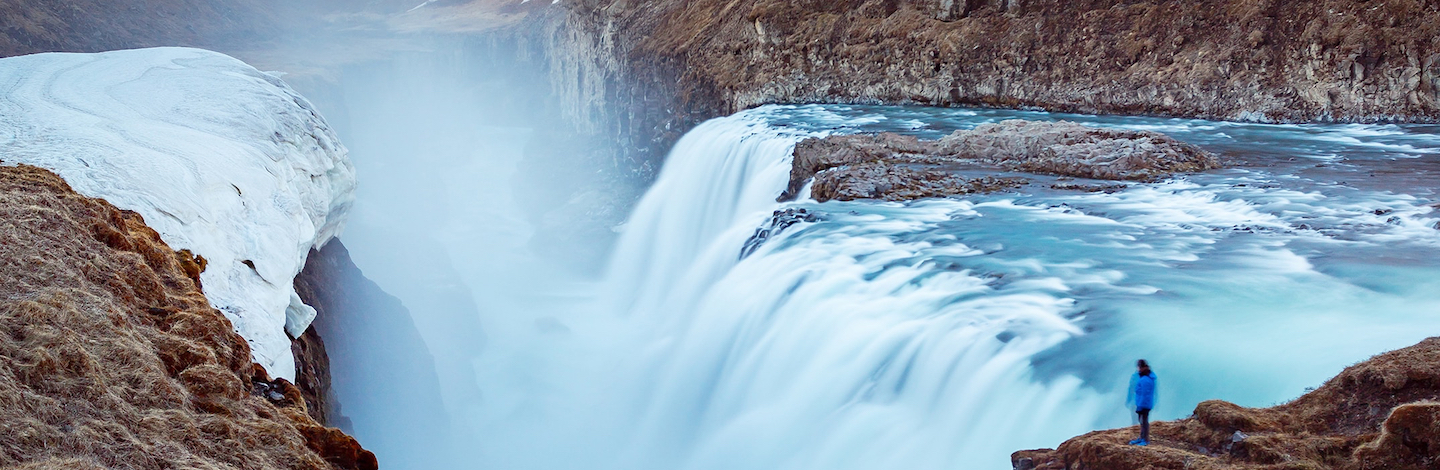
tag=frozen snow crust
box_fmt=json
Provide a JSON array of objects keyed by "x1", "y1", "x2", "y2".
[{"x1": 0, "y1": 47, "x2": 356, "y2": 380}]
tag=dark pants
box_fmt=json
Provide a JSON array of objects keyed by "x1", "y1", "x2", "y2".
[{"x1": 1137, "y1": 408, "x2": 1151, "y2": 442}]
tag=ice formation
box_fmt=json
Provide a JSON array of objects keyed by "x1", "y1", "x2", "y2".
[{"x1": 0, "y1": 47, "x2": 356, "y2": 380}]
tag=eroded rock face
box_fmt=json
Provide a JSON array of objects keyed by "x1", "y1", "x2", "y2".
[
  {"x1": 1014, "y1": 337, "x2": 1440, "y2": 470},
  {"x1": 621, "y1": 0, "x2": 1440, "y2": 124},
  {"x1": 0, "y1": 164, "x2": 374, "y2": 470},
  {"x1": 785, "y1": 120, "x2": 1219, "y2": 202}
]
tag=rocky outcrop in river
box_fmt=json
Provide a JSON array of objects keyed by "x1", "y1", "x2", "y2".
[
  {"x1": 784, "y1": 120, "x2": 1220, "y2": 202},
  {"x1": 0, "y1": 165, "x2": 375, "y2": 470},
  {"x1": 1013, "y1": 337, "x2": 1440, "y2": 470}
]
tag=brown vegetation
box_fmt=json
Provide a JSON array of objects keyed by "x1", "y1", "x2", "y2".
[
  {"x1": 618, "y1": 0, "x2": 1440, "y2": 123},
  {"x1": 1014, "y1": 337, "x2": 1440, "y2": 470},
  {"x1": 0, "y1": 164, "x2": 374, "y2": 470}
]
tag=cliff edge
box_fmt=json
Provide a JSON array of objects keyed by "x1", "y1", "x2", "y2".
[
  {"x1": 1014, "y1": 337, "x2": 1440, "y2": 470},
  {"x1": 0, "y1": 47, "x2": 357, "y2": 380},
  {"x1": 0, "y1": 164, "x2": 375, "y2": 470}
]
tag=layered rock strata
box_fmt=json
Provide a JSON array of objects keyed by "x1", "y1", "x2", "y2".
[
  {"x1": 616, "y1": 0, "x2": 1440, "y2": 124},
  {"x1": 0, "y1": 164, "x2": 375, "y2": 470},
  {"x1": 1013, "y1": 337, "x2": 1440, "y2": 470},
  {"x1": 784, "y1": 120, "x2": 1220, "y2": 202}
]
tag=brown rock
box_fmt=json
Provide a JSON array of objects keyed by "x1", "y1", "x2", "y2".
[
  {"x1": 1013, "y1": 337, "x2": 1440, "y2": 470},
  {"x1": 291, "y1": 325, "x2": 333, "y2": 425},
  {"x1": 785, "y1": 120, "x2": 1217, "y2": 202},
  {"x1": 812, "y1": 163, "x2": 1025, "y2": 202},
  {"x1": 0, "y1": 164, "x2": 373, "y2": 469},
  {"x1": 939, "y1": 120, "x2": 1222, "y2": 181}
]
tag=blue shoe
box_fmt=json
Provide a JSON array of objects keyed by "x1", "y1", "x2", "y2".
[
  {"x1": 1128, "y1": 438, "x2": 1142, "y2": 445},
  {"x1": 1137, "y1": 439, "x2": 1149, "y2": 446}
]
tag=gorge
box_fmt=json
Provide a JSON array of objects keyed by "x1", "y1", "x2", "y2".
[{"x1": 2, "y1": 1, "x2": 1439, "y2": 470}]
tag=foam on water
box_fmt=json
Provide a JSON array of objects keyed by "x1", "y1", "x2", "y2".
[{"x1": 457, "y1": 104, "x2": 1440, "y2": 470}]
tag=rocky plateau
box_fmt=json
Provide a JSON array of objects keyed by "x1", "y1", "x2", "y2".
[{"x1": 784, "y1": 120, "x2": 1221, "y2": 202}]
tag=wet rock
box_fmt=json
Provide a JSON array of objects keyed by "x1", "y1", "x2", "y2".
[
  {"x1": 811, "y1": 164, "x2": 1025, "y2": 202},
  {"x1": 782, "y1": 133, "x2": 931, "y2": 200},
  {"x1": 1051, "y1": 182, "x2": 1129, "y2": 193},
  {"x1": 783, "y1": 121, "x2": 1217, "y2": 202},
  {"x1": 938, "y1": 120, "x2": 1222, "y2": 181},
  {"x1": 741, "y1": 208, "x2": 823, "y2": 258}
]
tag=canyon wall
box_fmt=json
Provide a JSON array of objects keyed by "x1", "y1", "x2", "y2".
[
  {"x1": 550, "y1": 0, "x2": 1440, "y2": 182},
  {"x1": 3, "y1": 0, "x2": 1437, "y2": 234},
  {"x1": 389, "y1": 0, "x2": 1438, "y2": 234}
]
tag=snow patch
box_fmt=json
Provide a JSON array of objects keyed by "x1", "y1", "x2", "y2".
[{"x1": 0, "y1": 47, "x2": 356, "y2": 380}]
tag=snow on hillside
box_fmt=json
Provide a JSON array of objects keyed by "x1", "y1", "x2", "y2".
[{"x1": 0, "y1": 47, "x2": 356, "y2": 380}]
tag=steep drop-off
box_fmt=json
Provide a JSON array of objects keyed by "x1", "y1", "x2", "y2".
[
  {"x1": 1014, "y1": 337, "x2": 1440, "y2": 470},
  {"x1": 0, "y1": 164, "x2": 374, "y2": 470},
  {"x1": 292, "y1": 241, "x2": 455, "y2": 466}
]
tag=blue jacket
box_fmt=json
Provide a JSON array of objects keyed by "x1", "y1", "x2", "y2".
[{"x1": 1131, "y1": 372, "x2": 1157, "y2": 410}]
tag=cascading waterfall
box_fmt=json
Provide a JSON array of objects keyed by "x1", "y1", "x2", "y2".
[
  {"x1": 592, "y1": 109, "x2": 1115, "y2": 470},
  {"x1": 342, "y1": 100, "x2": 1440, "y2": 469}
]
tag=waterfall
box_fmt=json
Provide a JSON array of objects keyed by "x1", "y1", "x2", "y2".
[
  {"x1": 584, "y1": 108, "x2": 1115, "y2": 469},
  {"x1": 340, "y1": 100, "x2": 1440, "y2": 469}
]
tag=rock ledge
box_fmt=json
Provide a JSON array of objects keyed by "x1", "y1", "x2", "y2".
[
  {"x1": 784, "y1": 120, "x2": 1221, "y2": 202},
  {"x1": 1014, "y1": 337, "x2": 1440, "y2": 470}
]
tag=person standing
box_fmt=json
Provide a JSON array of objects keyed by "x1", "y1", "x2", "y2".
[{"x1": 1127, "y1": 359, "x2": 1157, "y2": 446}]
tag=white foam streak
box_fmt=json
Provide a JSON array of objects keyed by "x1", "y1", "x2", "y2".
[{"x1": 594, "y1": 109, "x2": 1107, "y2": 470}]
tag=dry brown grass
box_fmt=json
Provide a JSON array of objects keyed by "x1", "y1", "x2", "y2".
[{"x1": 0, "y1": 164, "x2": 374, "y2": 470}]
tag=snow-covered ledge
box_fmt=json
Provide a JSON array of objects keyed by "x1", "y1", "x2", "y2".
[{"x1": 0, "y1": 47, "x2": 356, "y2": 380}]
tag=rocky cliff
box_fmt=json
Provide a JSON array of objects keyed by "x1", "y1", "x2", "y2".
[
  {"x1": 601, "y1": 0, "x2": 1440, "y2": 125},
  {"x1": 0, "y1": 164, "x2": 375, "y2": 470},
  {"x1": 3, "y1": 1, "x2": 1438, "y2": 226},
  {"x1": 494, "y1": 0, "x2": 1440, "y2": 196},
  {"x1": 354, "y1": 0, "x2": 1439, "y2": 239},
  {"x1": 1013, "y1": 337, "x2": 1440, "y2": 470}
]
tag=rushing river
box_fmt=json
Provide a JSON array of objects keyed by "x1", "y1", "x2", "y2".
[{"x1": 344, "y1": 103, "x2": 1440, "y2": 470}]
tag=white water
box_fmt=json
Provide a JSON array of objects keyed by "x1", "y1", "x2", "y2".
[{"x1": 341, "y1": 103, "x2": 1440, "y2": 469}]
